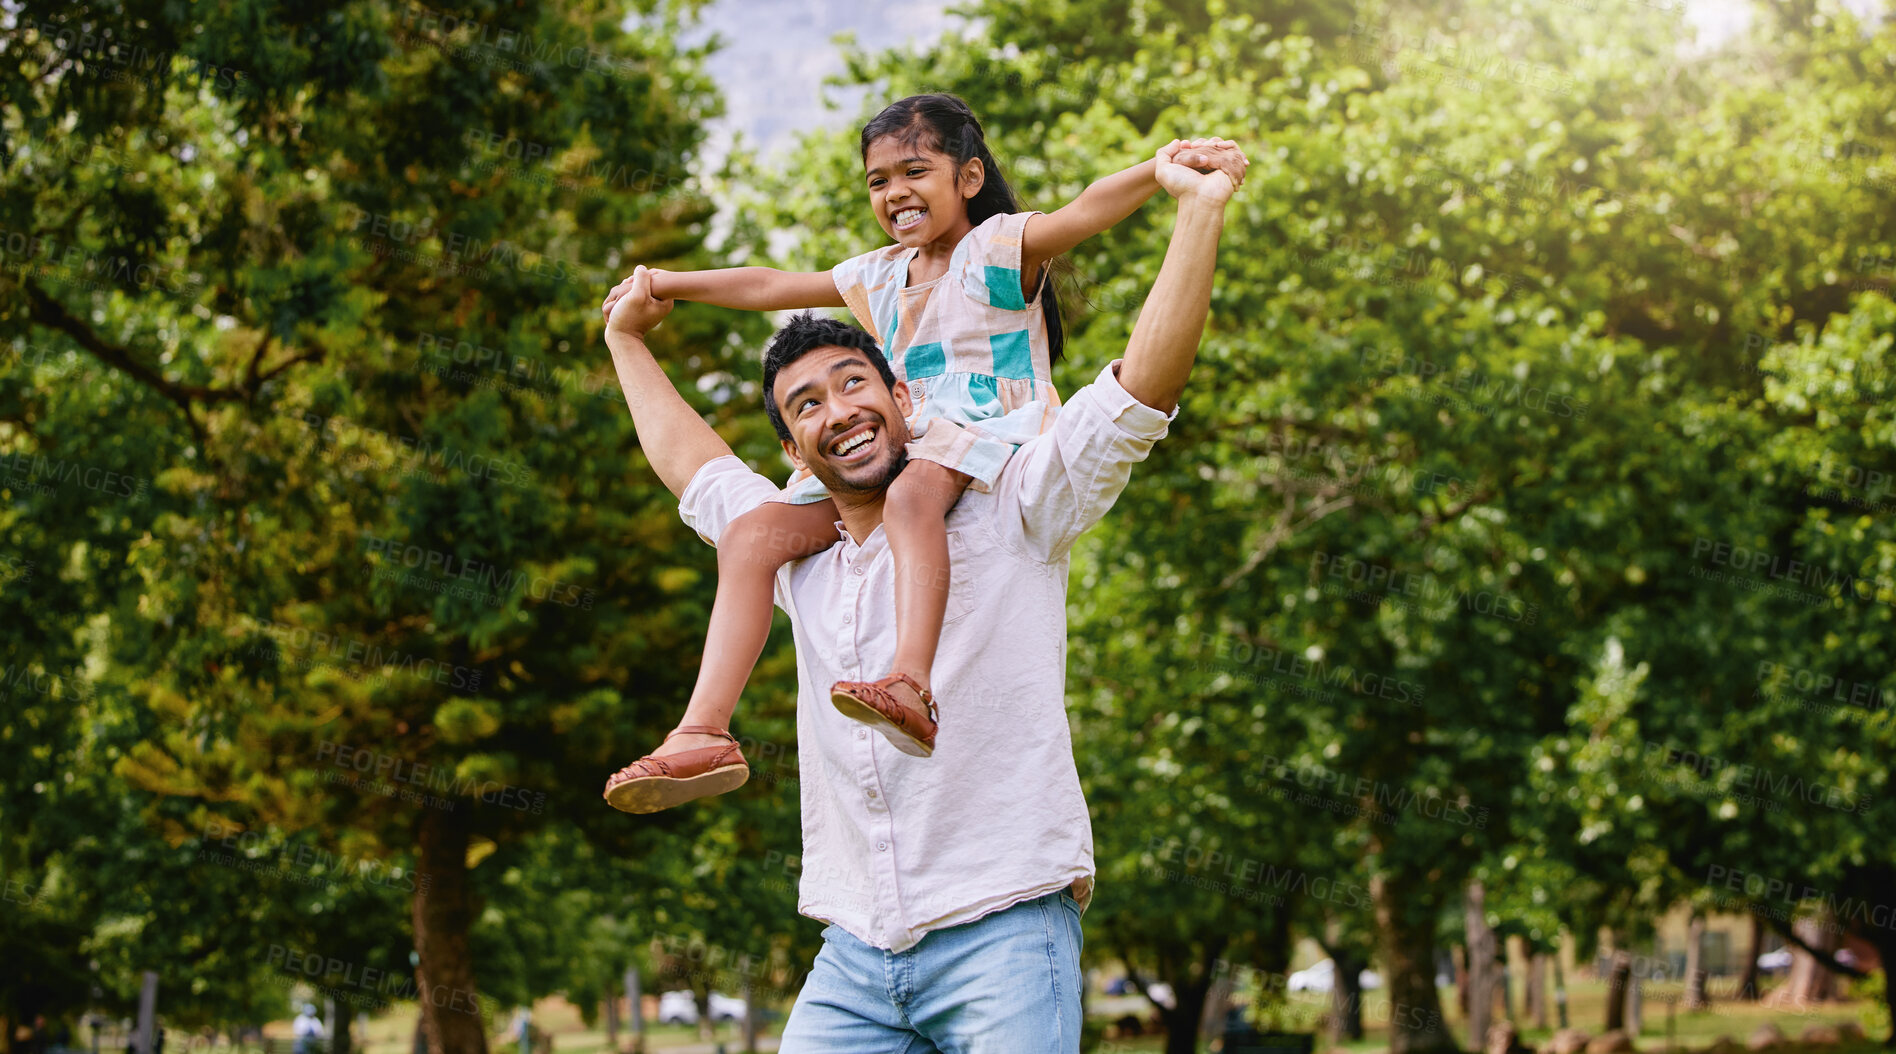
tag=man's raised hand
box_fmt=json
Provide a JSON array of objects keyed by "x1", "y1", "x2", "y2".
[
  {"x1": 603, "y1": 265, "x2": 675, "y2": 339},
  {"x1": 1172, "y1": 136, "x2": 1250, "y2": 191},
  {"x1": 1155, "y1": 138, "x2": 1239, "y2": 206}
]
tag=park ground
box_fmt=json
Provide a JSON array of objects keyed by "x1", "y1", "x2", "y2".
[{"x1": 297, "y1": 971, "x2": 1881, "y2": 1054}]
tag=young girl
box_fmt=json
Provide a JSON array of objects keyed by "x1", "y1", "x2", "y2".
[{"x1": 601, "y1": 93, "x2": 1247, "y2": 813}]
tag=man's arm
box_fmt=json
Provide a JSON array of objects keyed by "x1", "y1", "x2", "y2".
[
  {"x1": 1019, "y1": 138, "x2": 1246, "y2": 297},
  {"x1": 1114, "y1": 145, "x2": 1235, "y2": 414},
  {"x1": 601, "y1": 266, "x2": 735, "y2": 499},
  {"x1": 997, "y1": 146, "x2": 1237, "y2": 559}
]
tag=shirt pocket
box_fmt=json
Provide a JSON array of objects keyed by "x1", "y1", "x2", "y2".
[{"x1": 941, "y1": 527, "x2": 979, "y2": 625}]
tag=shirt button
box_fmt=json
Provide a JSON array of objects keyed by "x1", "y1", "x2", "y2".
[
  {"x1": 843, "y1": 614, "x2": 852, "y2": 624},
  {"x1": 867, "y1": 788, "x2": 878, "y2": 799},
  {"x1": 857, "y1": 729, "x2": 868, "y2": 740},
  {"x1": 853, "y1": 565, "x2": 865, "y2": 576},
  {"x1": 877, "y1": 841, "x2": 888, "y2": 852}
]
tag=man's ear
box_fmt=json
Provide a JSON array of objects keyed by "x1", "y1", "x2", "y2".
[
  {"x1": 893, "y1": 378, "x2": 915, "y2": 419},
  {"x1": 959, "y1": 157, "x2": 984, "y2": 199},
  {"x1": 781, "y1": 436, "x2": 808, "y2": 473}
]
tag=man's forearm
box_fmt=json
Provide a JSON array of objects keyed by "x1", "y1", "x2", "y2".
[
  {"x1": 1117, "y1": 199, "x2": 1226, "y2": 414},
  {"x1": 606, "y1": 330, "x2": 735, "y2": 499}
]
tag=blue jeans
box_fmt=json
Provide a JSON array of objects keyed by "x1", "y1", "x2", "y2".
[{"x1": 779, "y1": 890, "x2": 1085, "y2": 1053}]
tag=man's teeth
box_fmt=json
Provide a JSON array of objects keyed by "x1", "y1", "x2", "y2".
[{"x1": 835, "y1": 429, "x2": 875, "y2": 455}]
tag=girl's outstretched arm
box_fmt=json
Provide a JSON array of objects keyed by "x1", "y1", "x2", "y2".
[
  {"x1": 1019, "y1": 137, "x2": 1248, "y2": 293},
  {"x1": 602, "y1": 266, "x2": 845, "y2": 317}
]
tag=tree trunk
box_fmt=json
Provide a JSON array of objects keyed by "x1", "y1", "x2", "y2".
[
  {"x1": 1858, "y1": 930, "x2": 1896, "y2": 1048},
  {"x1": 623, "y1": 969, "x2": 642, "y2": 1054},
  {"x1": 1772, "y1": 912, "x2": 1838, "y2": 1008},
  {"x1": 742, "y1": 983, "x2": 758, "y2": 1053},
  {"x1": 1200, "y1": 973, "x2": 1235, "y2": 1047},
  {"x1": 1527, "y1": 952, "x2": 1549, "y2": 1030},
  {"x1": 413, "y1": 807, "x2": 489, "y2": 1054},
  {"x1": 1332, "y1": 950, "x2": 1367, "y2": 1042},
  {"x1": 1373, "y1": 875, "x2": 1459, "y2": 1054},
  {"x1": 1603, "y1": 948, "x2": 1632, "y2": 1032},
  {"x1": 329, "y1": 999, "x2": 352, "y2": 1054},
  {"x1": 1734, "y1": 914, "x2": 1764, "y2": 1002},
  {"x1": 602, "y1": 995, "x2": 617, "y2": 1054},
  {"x1": 1161, "y1": 979, "x2": 1212, "y2": 1054},
  {"x1": 1464, "y1": 883, "x2": 1496, "y2": 1050},
  {"x1": 1683, "y1": 915, "x2": 1710, "y2": 1010}
]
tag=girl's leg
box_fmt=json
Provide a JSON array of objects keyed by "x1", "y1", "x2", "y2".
[
  {"x1": 652, "y1": 498, "x2": 842, "y2": 756},
  {"x1": 880, "y1": 459, "x2": 973, "y2": 699}
]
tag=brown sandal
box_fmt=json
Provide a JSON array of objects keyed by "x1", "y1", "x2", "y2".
[
  {"x1": 830, "y1": 674, "x2": 938, "y2": 757},
  {"x1": 603, "y1": 726, "x2": 749, "y2": 814}
]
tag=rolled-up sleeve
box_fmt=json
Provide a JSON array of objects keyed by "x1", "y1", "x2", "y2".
[
  {"x1": 678, "y1": 455, "x2": 781, "y2": 547},
  {"x1": 996, "y1": 360, "x2": 1178, "y2": 560}
]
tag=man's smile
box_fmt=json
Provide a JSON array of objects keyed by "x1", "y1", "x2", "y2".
[{"x1": 828, "y1": 422, "x2": 881, "y2": 464}]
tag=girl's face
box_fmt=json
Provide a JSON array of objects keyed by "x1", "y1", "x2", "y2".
[{"x1": 862, "y1": 135, "x2": 982, "y2": 249}]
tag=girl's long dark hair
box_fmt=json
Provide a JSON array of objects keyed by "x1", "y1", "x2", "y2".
[{"x1": 859, "y1": 93, "x2": 1067, "y2": 365}]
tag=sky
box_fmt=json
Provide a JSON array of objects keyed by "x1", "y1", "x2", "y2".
[{"x1": 686, "y1": 0, "x2": 1885, "y2": 162}]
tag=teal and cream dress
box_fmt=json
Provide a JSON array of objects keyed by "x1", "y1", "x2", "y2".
[{"x1": 778, "y1": 210, "x2": 1062, "y2": 503}]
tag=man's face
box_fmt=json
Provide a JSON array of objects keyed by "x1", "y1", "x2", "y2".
[{"x1": 773, "y1": 345, "x2": 914, "y2": 496}]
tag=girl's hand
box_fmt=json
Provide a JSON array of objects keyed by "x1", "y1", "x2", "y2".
[{"x1": 1155, "y1": 139, "x2": 1238, "y2": 206}]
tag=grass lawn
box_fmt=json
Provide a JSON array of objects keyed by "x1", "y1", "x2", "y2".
[{"x1": 324, "y1": 974, "x2": 1878, "y2": 1054}]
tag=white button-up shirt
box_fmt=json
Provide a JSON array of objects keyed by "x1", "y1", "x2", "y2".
[{"x1": 679, "y1": 361, "x2": 1176, "y2": 951}]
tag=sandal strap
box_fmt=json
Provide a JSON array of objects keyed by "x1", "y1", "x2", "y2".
[
  {"x1": 855, "y1": 674, "x2": 937, "y2": 725},
  {"x1": 667, "y1": 725, "x2": 737, "y2": 742}
]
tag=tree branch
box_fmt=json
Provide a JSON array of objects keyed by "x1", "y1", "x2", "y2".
[
  {"x1": 22, "y1": 279, "x2": 324, "y2": 420},
  {"x1": 1765, "y1": 915, "x2": 1869, "y2": 979}
]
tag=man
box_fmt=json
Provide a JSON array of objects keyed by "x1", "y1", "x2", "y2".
[{"x1": 599, "y1": 143, "x2": 1235, "y2": 1050}]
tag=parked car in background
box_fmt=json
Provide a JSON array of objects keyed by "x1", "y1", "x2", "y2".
[
  {"x1": 1287, "y1": 958, "x2": 1384, "y2": 993},
  {"x1": 656, "y1": 991, "x2": 748, "y2": 1026}
]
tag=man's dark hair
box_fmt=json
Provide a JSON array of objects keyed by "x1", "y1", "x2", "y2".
[{"x1": 762, "y1": 313, "x2": 898, "y2": 441}]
